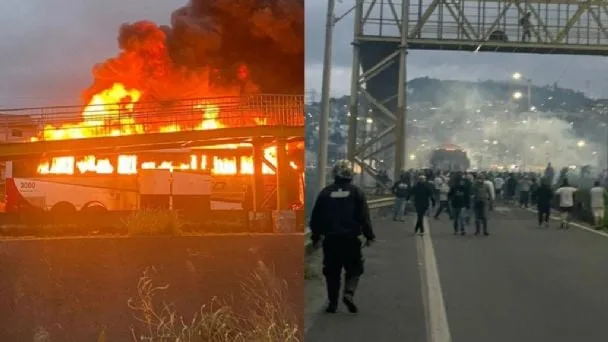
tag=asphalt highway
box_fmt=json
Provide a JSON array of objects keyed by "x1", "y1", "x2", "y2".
[{"x1": 305, "y1": 205, "x2": 608, "y2": 342}]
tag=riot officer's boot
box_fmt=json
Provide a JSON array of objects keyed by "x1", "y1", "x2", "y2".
[
  {"x1": 324, "y1": 276, "x2": 340, "y2": 313},
  {"x1": 325, "y1": 302, "x2": 338, "y2": 313},
  {"x1": 342, "y1": 275, "x2": 360, "y2": 313}
]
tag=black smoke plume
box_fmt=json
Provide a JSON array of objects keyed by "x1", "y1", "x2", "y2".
[{"x1": 83, "y1": 0, "x2": 303, "y2": 103}]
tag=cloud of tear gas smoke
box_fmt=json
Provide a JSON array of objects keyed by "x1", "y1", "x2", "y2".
[
  {"x1": 405, "y1": 86, "x2": 602, "y2": 171},
  {"x1": 83, "y1": 0, "x2": 303, "y2": 102}
]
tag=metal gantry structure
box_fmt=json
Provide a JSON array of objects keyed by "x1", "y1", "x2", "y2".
[{"x1": 346, "y1": 0, "x2": 608, "y2": 182}]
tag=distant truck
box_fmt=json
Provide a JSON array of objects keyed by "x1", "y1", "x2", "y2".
[{"x1": 429, "y1": 144, "x2": 471, "y2": 171}]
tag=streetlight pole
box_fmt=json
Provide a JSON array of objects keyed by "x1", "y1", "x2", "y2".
[
  {"x1": 513, "y1": 72, "x2": 534, "y2": 172},
  {"x1": 512, "y1": 72, "x2": 532, "y2": 113},
  {"x1": 526, "y1": 78, "x2": 532, "y2": 112},
  {"x1": 360, "y1": 117, "x2": 373, "y2": 187}
]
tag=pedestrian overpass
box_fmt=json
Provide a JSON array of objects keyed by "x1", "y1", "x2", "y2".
[
  {"x1": 346, "y1": 0, "x2": 608, "y2": 182},
  {"x1": 0, "y1": 94, "x2": 304, "y2": 160}
]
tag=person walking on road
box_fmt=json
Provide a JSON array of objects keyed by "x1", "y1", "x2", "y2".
[
  {"x1": 472, "y1": 174, "x2": 493, "y2": 236},
  {"x1": 589, "y1": 181, "x2": 606, "y2": 229},
  {"x1": 425, "y1": 173, "x2": 437, "y2": 217},
  {"x1": 407, "y1": 175, "x2": 436, "y2": 236},
  {"x1": 530, "y1": 177, "x2": 539, "y2": 206},
  {"x1": 391, "y1": 171, "x2": 410, "y2": 221},
  {"x1": 544, "y1": 162, "x2": 555, "y2": 185},
  {"x1": 448, "y1": 177, "x2": 470, "y2": 235},
  {"x1": 309, "y1": 160, "x2": 376, "y2": 314},
  {"x1": 494, "y1": 174, "x2": 505, "y2": 201},
  {"x1": 463, "y1": 172, "x2": 475, "y2": 225},
  {"x1": 483, "y1": 173, "x2": 496, "y2": 211},
  {"x1": 535, "y1": 177, "x2": 553, "y2": 229},
  {"x1": 506, "y1": 173, "x2": 517, "y2": 204},
  {"x1": 554, "y1": 179, "x2": 577, "y2": 229},
  {"x1": 519, "y1": 176, "x2": 532, "y2": 208},
  {"x1": 434, "y1": 180, "x2": 452, "y2": 220}
]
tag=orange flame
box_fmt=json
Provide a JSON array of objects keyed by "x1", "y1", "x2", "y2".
[
  {"x1": 37, "y1": 151, "x2": 283, "y2": 176},
  {"x1": 31, "y1": 83, "x2": 232, "y2": 142},
  {"x1": 33, "y1": 83, "x2": 298, "y2": 175}
]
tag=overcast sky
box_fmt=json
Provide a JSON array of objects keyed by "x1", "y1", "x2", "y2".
[
  {"x1": 1, "y1": 0, "x2": 607, "y2": 109},
  {"x1": 0, "y1": 0, "x2": 179, "y2": 108},
  {"x1": 305, "y1": 0, "x2": 608, "y2": 99}
]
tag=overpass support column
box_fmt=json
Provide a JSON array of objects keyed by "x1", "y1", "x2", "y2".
[
  {"x1": 347, "y1": 0, "x2": 364, "y2": 165},
  {"x1": 317, "y1": 0, "x2": 336, "y2": 191},
  {"x1": 252, "y1": 140, "x2": 265, "y2": 211},
  {"x1": 394, "y1": 0, "x2": 410, "y2": 181},
  {"x1": 275, "y1": 138, "x2": 289, "y2": 210}
]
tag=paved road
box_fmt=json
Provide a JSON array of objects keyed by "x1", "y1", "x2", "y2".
[
  {"x1": 305, "y1": 204, "x2": 608, "y2": 342},
  {"x1": 305, "y1": 215, "x2": 427, "y2": 341}
]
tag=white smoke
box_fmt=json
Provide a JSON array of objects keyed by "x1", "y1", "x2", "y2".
[{"x1": 404, "y1": 85, "x2": 603, "y2": 171}]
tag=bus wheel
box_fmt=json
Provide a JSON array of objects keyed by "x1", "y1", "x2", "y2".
[
  {"x1": 81, "y1": 204, "x2": 107, "y2": 214},
  {"x1": 50, "y1": 202, "x2": 77, "y2": 224},
  {"x1": 50, "y1": 202, "x2": 77, "y2": 215},
  {"x1": 81, "y1": 205, "x2": 109, "y2": 231}
]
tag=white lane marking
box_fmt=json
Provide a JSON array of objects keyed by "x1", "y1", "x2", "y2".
[
  {"x1": 415, "y1": 216, "x2": 452, "y2": 342},
  {"x1": 525, "y1": 208, "x2": 608, "y2": 238},
  {"x1": 416, "y1": 229, "x2": 431, "y2": 341}
]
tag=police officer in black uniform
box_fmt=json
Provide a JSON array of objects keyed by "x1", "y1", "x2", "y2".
[
  {"x1": 309, "y1": 160, "x2": 376, "y2": 314},
  {"x1": 407, "y1": 175, "x2": 436, "y2": 235}
]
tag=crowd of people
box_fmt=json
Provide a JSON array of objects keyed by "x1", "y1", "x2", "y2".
[
  {"x1": 391, "y1": 163, "x2": 607, "y2": 232},
  {"x1": 308, "y1": 160, "x2": 607, "y2": 314}
]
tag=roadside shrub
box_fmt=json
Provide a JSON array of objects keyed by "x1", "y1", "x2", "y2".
[{"x1": 123, "y1": 209, "x2": 183, "y2": 236}]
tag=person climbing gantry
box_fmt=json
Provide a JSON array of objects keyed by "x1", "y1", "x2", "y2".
[{"x1": 520, "y1": 12, "x2": 532, "y2": 42}]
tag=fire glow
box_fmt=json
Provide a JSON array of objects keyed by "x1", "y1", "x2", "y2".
[
  {"x1": 31, "y1": 83, "x2": 291, "y2": 176},
  {"x1": 30, "y1": 83, "x2": 233, "y2": 142},
  {"x1": 37, "y1": 148, "x2": 280, "y2": 176}
]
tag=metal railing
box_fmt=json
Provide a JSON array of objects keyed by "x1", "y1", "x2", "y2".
[
  {"x1": 305, "y1": 196, "x2": 395, "y2": 255},
  {"x1": 0, "y1": 94, "x2": 304, "y2": 143},
  {"x1": 361, "y1": 0, "x2": 608, "y2": 46}
]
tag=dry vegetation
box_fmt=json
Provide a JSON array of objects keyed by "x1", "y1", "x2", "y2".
[
  {"x1": 120, "y1": 262, "x2": 300, "y2": 342},
  {"x1": 123, "y1": 209, "x2": 183, "y2": 236}
]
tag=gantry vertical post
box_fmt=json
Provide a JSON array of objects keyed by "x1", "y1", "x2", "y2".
[
  {"x1": 275, "y1": 138, "x2": 289, "y2": 210},
  {"x1": 252, "y1": 140, "x2": 265, "y2": 212},
  {"x1": 394, "y1": 0, "x2": 410, "y2": 181},
  {"x1": 347, "y1": 0, "x2": 364, "y2": 166},
  {"x1": 317, "y1": 0, "x2": 336, "y2": 191}
]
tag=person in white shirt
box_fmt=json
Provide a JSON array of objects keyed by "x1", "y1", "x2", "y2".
[
  {"x1": 483, "y1": 176, "x2": 496, "y2": 210},
  {"x1": 434, "y1": 175, "x2": 444, "y2": 187},
  {"x1": 433, "y1": 181, "x2": 452, "y2": 220},
  {"x1": 554, "y1": 179, "x2": 577, "y2": 229},
  {"x1": 494, "y1": 176, "x2": 504, "y2": 200},
  {"x1": 589, "y1": 181, "x2": 606, "y2": 229}
]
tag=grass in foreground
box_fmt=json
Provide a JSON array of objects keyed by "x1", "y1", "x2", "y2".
[{"x1": 123, "y1": 262, "x2": 300, "y2": 342}]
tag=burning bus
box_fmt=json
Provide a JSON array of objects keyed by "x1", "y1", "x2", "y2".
[
  {"x1": 4, "y1": 145, "x2": 304, "y2": 214},
  {"x1": 1, "y1": 82, "x2": 305, "y2": 215}
]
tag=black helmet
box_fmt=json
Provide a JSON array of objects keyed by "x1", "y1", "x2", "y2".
[{"x1": 332, "y1": 159, "x2": 354, "y2": 180}]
